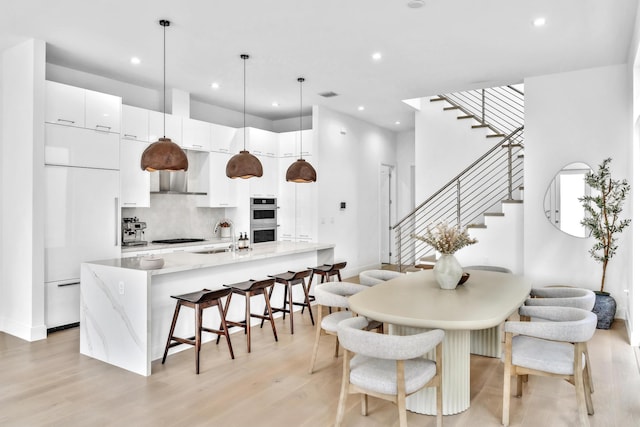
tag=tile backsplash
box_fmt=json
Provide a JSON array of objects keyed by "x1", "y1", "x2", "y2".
[{"x1": 122, "y1": 194, "x2": 229, "y2": 242}]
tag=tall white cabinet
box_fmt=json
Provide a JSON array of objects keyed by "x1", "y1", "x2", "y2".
[{"x1": 44, "y1": 81, "x2": 121, "y2": 330}]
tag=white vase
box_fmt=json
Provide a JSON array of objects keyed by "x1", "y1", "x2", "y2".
[
  {"x1": 220, "y1": 227, "x2": 231, "y2": 238},
  {"x1": 433, "y1": 254, "x2": 463, "y2": 290}
]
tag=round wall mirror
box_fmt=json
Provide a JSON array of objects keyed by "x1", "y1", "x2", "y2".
[{"x1": 543, "y1": 162, "x2": 592, "y2": 238}]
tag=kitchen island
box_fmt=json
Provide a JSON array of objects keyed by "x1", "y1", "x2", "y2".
[{"x1": 80, "y1": 241, "x2": 334, "y2": 376}]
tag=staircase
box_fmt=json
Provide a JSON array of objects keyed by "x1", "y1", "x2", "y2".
[{"x1": 393, "y1": 85, "x2": 525, "y2": 271}]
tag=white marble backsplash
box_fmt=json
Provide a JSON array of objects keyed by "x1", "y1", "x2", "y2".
[{"x1": 122, "y1": 194, "x2": 228, "y2": 242}]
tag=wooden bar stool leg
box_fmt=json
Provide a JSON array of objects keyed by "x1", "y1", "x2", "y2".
[
  {"x1": 216, "y1": 291, "x2": 233, "y2": 345},
  {"x1": 302, "y1": 274, "x2": 315, "y2": 315},
  {"x1": 245, "y1": 292, "x2": 251, "y2": 352},
  {"x1": 162, "y1": 301, "x2": 182, "y2": 364},
  {"x1": 262, "y1": 287, "x2": 278, "y2": 342},
  {"x1": 288, "y1": 282, "x2": 295, "y2": 333},
  {"x1": 260, "y1": 285, "x2": 276, "y2": 328},
  {"x1": 218, "y1": 301, "x2": 235, "y2": 360},
  {"x1": 302, "y1": 279, "x2": 315, "y2": 326},
  {"x1": 195, "y1": 304, "x2": 203, "y2": 374},
  {"x1": 282, "y1": 283, "x2": 289, "y2": 322}
]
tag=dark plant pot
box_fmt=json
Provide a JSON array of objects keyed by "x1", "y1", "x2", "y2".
[{"x1": 592, "y1": 292, "x2": 616, "y2": 330}]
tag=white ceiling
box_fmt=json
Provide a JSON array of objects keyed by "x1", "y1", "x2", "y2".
[{"x1": 1, "y1": 0, "x2": 638, "y2": 132}]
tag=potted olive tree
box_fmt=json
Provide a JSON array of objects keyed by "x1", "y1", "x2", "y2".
[{"x1": 579, "y1": 158, "x2": 631, "y2": 329}]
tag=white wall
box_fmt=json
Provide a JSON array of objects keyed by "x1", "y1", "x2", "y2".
[
  {"x1": 524, "y1": 65, "x2": 633, "y2": 320},
  {"x1": 1, "y1": 40, "x2": 47, "y2": 341},
  {"x1": 314, "y1": 105, "x2": 397, "y2": 277},
  {"x1": 415, "y1": 98, "x2": 497, "y2": 202},
  {"x1": 396, "y1": 130, "x2": 415, "y2": 221}
]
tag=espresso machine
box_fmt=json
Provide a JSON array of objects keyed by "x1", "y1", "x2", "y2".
[{"x1": 122, "y1": 217, "x2": 148, "y2": 246}]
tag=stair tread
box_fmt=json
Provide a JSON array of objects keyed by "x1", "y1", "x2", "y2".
[
  {"x1": 443, "y1": 106, "x2": 461, "y2": 110},
  {"x1": 484, "y1": 212, "x2": 505, "y2": 217},
  {"x1": 471, "y1": 124, "x2": 490, "y2": 128},
  {"x1": 486, "y1": 133, "x2": 506, "y2": 138},
  {"x1": 457, "y1": 115, "x2": 475, "y2": 119},
  {"x1": 502, "y1": 199, "x2": 523, "y2": 204},
  {"x1": 467, "y1": 224, "x2": 487, "y2": 229},
  {"x1": 430, "y1": 97, "x2": 447, "y2": 102}
]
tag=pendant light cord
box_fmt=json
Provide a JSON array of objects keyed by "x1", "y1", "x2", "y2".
[
  {"x1": 298, "y1": 77, "x2": 304, "y2": 159},
  {"x1": 242, "y1": 54, "x2": 248, "y2": 151},
  {"x1": 160, "y1": 20, "x2": 170, "y2": 139}
]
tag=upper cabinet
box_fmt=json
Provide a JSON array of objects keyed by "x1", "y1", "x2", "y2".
[
  {"x1": 210, "y1": 123, "x2": 238, "y2": 153},
  {"x1": 233, "y1": 127, "x2": 277, "y2": 157},
  {"x1": 85, "y1": 89, "x2": 121, "y2": 133},
  {"x1": 120, "y1": 139, "x2": 150, "y2": 207},
  {"x1": 121, "y1": 105, "x2": 150, "y2": 142},
  {"x1": 45, "y1": 81, "x2": 121, "y2": 133},
  {"x1": 277, "y1": 129, "x2": 314, "y2": 157},
  {"x1": 181, "y1": 118, "x2": 211, "y2": 151},
  {"x1": 45, "y1": 81, "x2": 85, "y2": 128},
  {"x1": 149, "y1": 110, "x2": 182, "y2": 145}
]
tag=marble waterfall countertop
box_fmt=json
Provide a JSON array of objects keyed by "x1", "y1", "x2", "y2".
[
  {"x1": 103, "y1": 241, "x2": 335, "y2": 275},
  {"x1": 80, "y1": 241, "x2": 336, "y2": 376}
]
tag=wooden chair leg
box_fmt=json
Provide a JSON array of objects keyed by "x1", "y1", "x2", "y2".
[
  {"x1": 396, "y1": 360, "x2": 408, "y2": 427},
  {"x1": 308, "y1": 304, "x2": 324, "y2": 374},
  {"x1": 360, "y1": 394, "x2": 368, "y2": 416},
  {"x1": 502, "y1": 334, "x2": 513, "y2": 427},
  {"x1": 260, "y1": 284, "x2": 276, "y2": 328},
  {"x1": 335, "y1": 350, "x2": 350, "y2": 427},
  {"x1": 516, "y1": 375, "x2": 523, "y2": 397},
  {"x1": 334, "y1": 335, "x2": 340, "y2": 358},
  {"x1": 162, "y1": 301, "x2": 181, "y2": 364}
]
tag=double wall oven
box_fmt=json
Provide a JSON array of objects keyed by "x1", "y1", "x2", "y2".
[{"x1": 250, "y1": 198, "x2": 277, "y2": 244}]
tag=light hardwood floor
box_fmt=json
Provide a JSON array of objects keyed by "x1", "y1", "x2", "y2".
[{"x1": 1, "y1": 306, "x2": 639, "y2": 426}]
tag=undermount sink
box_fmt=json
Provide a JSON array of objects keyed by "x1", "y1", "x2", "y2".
[{"x1": 192, "y1": 248, "x2": 229, "y2": 254}]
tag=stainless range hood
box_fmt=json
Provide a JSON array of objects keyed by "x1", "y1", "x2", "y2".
[{"x1": 151, "y1": 171, "x2": 206, "y2": 195}]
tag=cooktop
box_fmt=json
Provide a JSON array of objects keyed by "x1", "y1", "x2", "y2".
[{"x1": 151, "y1": 238, "x2": 206, "y2": 244}]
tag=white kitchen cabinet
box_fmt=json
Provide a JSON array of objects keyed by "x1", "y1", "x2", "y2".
[
  {"x1": 294, "y1": 180, "x2": 316, "y2": 241},
  {"x1": 277, "y1": 158, "x2": 317, "y2": 242},
  {"x1": 45, "y1": 165, "x2": 120, "y2": 328},
  {"x1": 121, "y1": 105, "x2": 150, "y2": 142},
  {"x1": 278, "y1": 161, "x2": 296, "y2": 240},
  {"x1": 45, "y1": 81, "x2": 85, "y2": 128},
  {"x1": 278, "y1": 129, "x2": 313, "y2": 157},
  {"x1": 46, "y1": 280, "x2": 81, "y2": 329},
  {"x1": 85, "y1": 89, "x2": 121, "y2": 133},
  {"x1": 149, "y1": 110, "x2": 182, "y2": 144},
  {"x1": 197, "y1": 152, "x2": 236, "y2": 207},
  {"x1": 210, "y1": 122, "x2": 238, "y2": 153},
  {"x1": 182, "y1": 118, "x2": 211, "y2": 151},
  {"x1": 45, "y1": 123, "x2": 120, "y2": 169},
  {"x1": 120, "y1": 139, "x2": 150, "y2": 207},
  {"x1": 250, "y1": 127, "x2": 277, "y2": 157},
  {"x1": 250, "y1": 155, "x2": 277, "y2": 198}
]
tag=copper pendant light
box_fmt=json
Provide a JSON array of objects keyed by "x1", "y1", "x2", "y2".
[
  {"x1": 286, "y1": 77, "x2": 317, "y2": 183},
  {"x1": 226, "y1": 54, "x2": 263, "y2": 179},
  {"x1": 140, "y1": 19, "x2": 188, "y2": 172}
]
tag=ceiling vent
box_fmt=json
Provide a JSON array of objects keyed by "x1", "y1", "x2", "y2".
[{"x1": 318, "y1": 91, "x2": 339, "y2": 98}]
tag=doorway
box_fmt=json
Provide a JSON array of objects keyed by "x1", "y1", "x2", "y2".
[{"x1": 379, "y1": 164, "x2": 396, "y2": 265}]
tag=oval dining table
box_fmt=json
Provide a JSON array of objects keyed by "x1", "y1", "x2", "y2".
[{"x1": 348, "y1": 268, "x2": 531, "y2": 415}]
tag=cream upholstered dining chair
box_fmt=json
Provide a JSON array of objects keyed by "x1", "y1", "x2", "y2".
[
  {"x1": 358, "y1": 269, "x2": 403, "y2": 286},
  {"x1": 524, "y1": 286, "x2": 596, "y2": 393},
  {"x1": 308, "y1": 281, "x2": 369, "y2": 374},
  {"x1": 502, "y1": 306, "x2": 597, "y2": 427},
  {"x1": 335, "y1": 316, "x2": 443, "y2": 427}
]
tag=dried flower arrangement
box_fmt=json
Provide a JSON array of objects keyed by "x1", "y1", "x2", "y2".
[{"x1": 412, "y1": 222, "x2": 478, "y2": 254}]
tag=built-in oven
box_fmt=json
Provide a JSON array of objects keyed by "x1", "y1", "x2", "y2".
[{"x1": 250, "y1": 198, "x2": 277, "y2": 244}]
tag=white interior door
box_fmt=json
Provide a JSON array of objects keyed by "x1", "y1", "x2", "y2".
[{"x1": 380, "y1": 164, "x2": 395, "y2": 264}]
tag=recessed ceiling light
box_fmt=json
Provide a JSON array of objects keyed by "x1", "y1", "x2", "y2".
[
  {"x1": 407, "y1": 0, "x2": 425, "y2": 8},
  {"x1": 130, "y1": 57, "x2": 141, "y2": 65},
  {"x1": 358, "y1": 106, "x2": 365, "y2": 111},
  {"x1": 272, "y1": 101, "x2": 279, "y2": 107},
  {"x1": 533, "y1": 17, "x2": 546, "y2": 27},
  {"x1": 210, "y1": 82, "x2": 220, "y2": 89},
  {"x1": 372, "y1": 52, "x2": 382, "y2": 61},
  {"x1": 395, "y1": 121, "x2": 401, "y2": 125}
]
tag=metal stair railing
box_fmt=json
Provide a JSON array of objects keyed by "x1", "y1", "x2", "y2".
[
  {"x1": 437, "y1": 85, "x2": 524, "y2": 136},
  {"x1": 393, "y1": 126, "x2": 524, "y2": 271}
]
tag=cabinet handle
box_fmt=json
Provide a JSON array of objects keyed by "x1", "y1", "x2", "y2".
[
  {"x1": 123, "y1": 134, "x2": 138, "y2": 139},
  {"x1": 123, "y1": 202, "x2": 137, "y2": 206},
  {"x1": 191, "y1": 144, "x2": 203, "y2": 148},
  {"x1": 115, "y1": 197, "x2": 119, "y2": 246},
  {"x1": 96, "y1": 125, "x2": 112, "y2": 131},
  {"x1": 57, "y1": 118, "x2": 75, "y2": 124},
  {"x1": 219, "y1": 148, "x2": 228, "y2": 152},
  {"x1": 57, "y1": 281, "x2": 80, "y2": 287}
]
